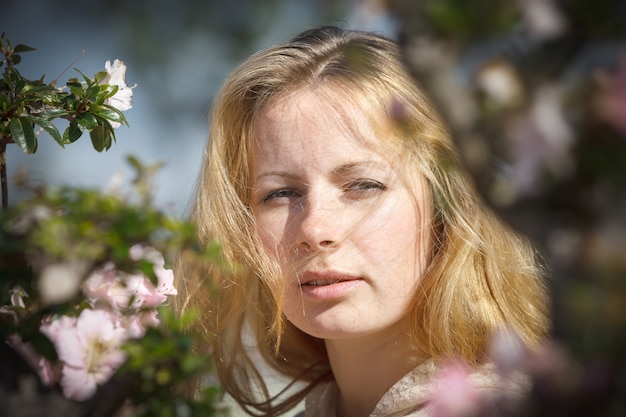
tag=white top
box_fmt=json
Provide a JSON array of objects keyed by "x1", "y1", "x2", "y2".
[{"x1": 301, "y1": 360, "x2": 528, "y2": 417}]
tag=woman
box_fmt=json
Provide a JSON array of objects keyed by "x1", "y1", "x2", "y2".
[{"x1": 178, "y1": 26, "x2": 549, "y2": 417}]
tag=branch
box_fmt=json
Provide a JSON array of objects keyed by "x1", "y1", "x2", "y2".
[{"x1": 0, "y1": 134, "x2": 15, "y2": 209}]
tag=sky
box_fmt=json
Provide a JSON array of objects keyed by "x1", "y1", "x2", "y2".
[{"x1": 1, "y1": 0, "x2": 397, "y2": 216}]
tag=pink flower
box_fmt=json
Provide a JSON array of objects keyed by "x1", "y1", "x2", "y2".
[
  {"x1": 129, "y1": 244, "x2": 178, "y2": 300},
  {"x1": 489, "y1": 329, "x2": 528, "y2": 377},
  {"x1": 593, "y1": 55, "x2": 626, "y2": 135},
  {"x1": 84, "y1": 266, "x2": 160, "y2": 311},
  {"x1": 40, "y1": 309, "x2": 128, "y2": 400},
  {"x1": 429, "y1": 361, "x2": 480, "y2": 417},
  {"x1": 30, "y1": 245, "x2": 177, "y2": 401},
  {"x1": 124, "y1": 311, "x2": 159, "y2": 338},
  {"x1": 83, "y1": 245, "x2": 177, "y2": 312},
  {"x1": 506, "y1": 85, "x2": 574, "y2": 197}
]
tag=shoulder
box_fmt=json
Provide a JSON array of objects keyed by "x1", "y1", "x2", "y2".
[
  {"x1": 303, "y1": 379, "x2": 340, "y2": 417},
  {"x1": 374, "y1": 360, "x2": 531, "y2": 417},
  {"x1": 470, "y1": 363, "x2": 532, "y2": 411},
  {"x1": 427, "y1": 361, "x2": 532, "y2": 416}
]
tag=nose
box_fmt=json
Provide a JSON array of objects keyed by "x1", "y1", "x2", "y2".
[{"x1": 297, "y1": 196, "x2": 341, "y2": 251}]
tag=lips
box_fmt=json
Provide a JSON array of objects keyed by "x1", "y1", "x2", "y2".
[
  {"x1": 304, "y1": 278, "x2": 349, "y2": 286},
  {"x1": 299, "y1": 271, "x2": 361, "y2": 287},
  {"x1": 297, "y1": 271, "x2": 364, "y2": 300}
]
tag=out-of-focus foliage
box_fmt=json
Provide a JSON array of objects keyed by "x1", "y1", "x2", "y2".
[
  {"x1": 0, "y1": 37, "x2": 226, "y2": 416},
  {"x1": 393, "y1": 0, "x2": 626, "y2": 415},
  {"x1": 0, "y1": 158, "x2": 227, "y2": 417},
  {"x1": 0, "y1": 157, "x2": 225, "y2": 417}
]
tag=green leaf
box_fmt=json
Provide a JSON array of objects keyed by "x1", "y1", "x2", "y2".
[
  {"x1": 9, "y1": 117, "x2": 37, "y2": 154},
  {"x1": 63, "y1": 120, "x2": 83, "y2": 143},
  {"x1": 40, "y1": 108, "x2": 68, "y2": 120},
  {"x1": 15, "y1": 77, "x2": 25, "y2": 93},
  {"x1": 68, "y1": 84, "x2": 84, "y2": 98},
  {"x1": 73, "y1": 68, "x2": 92, "y2": 85},
  {"x1": 28, "y1": 116, "x2": 64, "y2": 147},
  {"x1": 76, "y1": 112, "x2": 98, "y2": 130},
  {"x1": 11, "y1": 54, "x2": 21, "y2": 65},
  {"x1": 98, "y1": 84, "x2": 118, "y2": 101},
  {"x1": 93, "y1": 71, "x2": 108, "y2": 84},
  {"x1": 92, "y1": 104, "x2": 125, "y2": 125},
  {"x1": 13, "y1": 44, "x2": 36, "y2": 53},
  {"x1": 85, "y1": 85, "x2": 101, "y2": 101},
  {"x1": 89, "y1": 124, "x2": 112, "y2": 152},
  {"x1": 0, "y1": 92, "x2": 8, "y2": 111},
  {"x1": 21, "y1": 83, "x2": 52, "y2": 95},
  {"x1": 66, "y1": 79, "x2": 81, "y2": 88}
]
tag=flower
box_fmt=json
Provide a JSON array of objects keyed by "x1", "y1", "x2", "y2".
[
  {"x1": 41, "y1": 249, "x2": 177, "y2": 401},
  {"x1": 592, "y1": 55, "x2": 626, "y2": 135},
  {"x1": 40, "y1": 309, "x2": 128, "y2": 401},
  {"x1": 429, "y1": 361, "x2": 480, "y2": 417},
  {"x1": 38, "y1": 259, "x2": 91, "y2": 306},
  {"x1": 505, "y1": 85, "x2": 574, "y2": 197},
  {"x1": 476, "y1": 59, "x2": 523, "y2": 107},
  {"x1": 103, "y1": 59, "x2": 134, "y2": 127},
  {"x1": 489, "y1": 328, "x2": 528, "y2": 377},
  {"x1": 83, "y1": 245, "x2": 177, "y2": 312},
  {"x1": 520, "y1": 0, "x2": 567, "y2": 41},
  {"x1": 129, "y1": 244, "x2": 178, "y2": 300},
  {"x1": 83, "y1": 263, "x2": 158, "y2": 311}
]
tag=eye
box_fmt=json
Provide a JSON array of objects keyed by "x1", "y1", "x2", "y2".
[
  {"x1": 344, "y1": 179, "x2": 387, "y2": 195},
  {"x1": 260, "y1": 188, "x2": 302, "y2": 203}
]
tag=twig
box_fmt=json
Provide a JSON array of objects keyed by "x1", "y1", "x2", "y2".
[
  {"x1": 50, "y1": 48, "x2": 85, "y2": 87},
  {"x1": 0, "y1": 135, "x2": 14, "y2": 209}
]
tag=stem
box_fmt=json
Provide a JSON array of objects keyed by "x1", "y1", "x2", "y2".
[{"x1": 0, "y1": 135, "x2": 12, "y2": 210}]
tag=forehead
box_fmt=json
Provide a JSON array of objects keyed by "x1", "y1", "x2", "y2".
[{"x1": 252, "y1": 86, "x2": 393, "y2": 156}]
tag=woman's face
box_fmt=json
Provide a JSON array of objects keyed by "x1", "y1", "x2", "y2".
[{"x1": 250, "y1": 88, "x2": 432, "y2": 343}]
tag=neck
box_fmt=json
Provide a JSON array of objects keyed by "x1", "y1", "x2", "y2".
[{"x1": 325, "y1": 328, "x2": 425, "y2": 417}]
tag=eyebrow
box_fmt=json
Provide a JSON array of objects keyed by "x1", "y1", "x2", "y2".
[
  {"x1": 253, "y1": 161, "x2": 389, "y2": 184},
  {"x1": 332, "y1": 161, "x2": 386, "y2": 176},
  {"x1": 253, "y1": 171, "x2": 300, "y2": 183}
]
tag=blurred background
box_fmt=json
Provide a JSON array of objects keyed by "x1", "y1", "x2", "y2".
[
  {"x1": 1, "y1": 0, "x2": 396, "y2": 215},
  {"x1": 3, "y1": 1, "x2": 626, "y2": 416}
]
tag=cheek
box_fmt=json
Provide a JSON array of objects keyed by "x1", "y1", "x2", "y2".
[
  {"x1": 360, "y1": 194, "x2": 429, "y2": 270},
  {"x1": 364, "y1": 196, "x2": 419, "y2": 243},
  {"x1": 253, "y1": 213, "x2": 287, "y2": 259}
]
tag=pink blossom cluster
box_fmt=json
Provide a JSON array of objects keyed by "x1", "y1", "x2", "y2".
[
  {"x1": 427, "y1": 329, "x2": 566, "y2": 417},
  {"x1": 10, "y1": 245, "x2": 177, "y2": 401}
]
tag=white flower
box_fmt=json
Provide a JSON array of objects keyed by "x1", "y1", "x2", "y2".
[
  {"x1": 38, "y1": 259, "x2": 91, "y2": 305},
  {"x1": 103, "y1": 59, "x2": 134, "y2": 127},
  {"x1": 476, "y1": 59, "x2": 523, "y2": 107},
  {"x1": 520, "y1": 0, "x2": 567, "y2": 40}
]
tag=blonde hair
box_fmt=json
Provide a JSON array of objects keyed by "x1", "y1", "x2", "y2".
[{"x1": 178, "y1": 26, "x2": 549, "y2": 416}]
